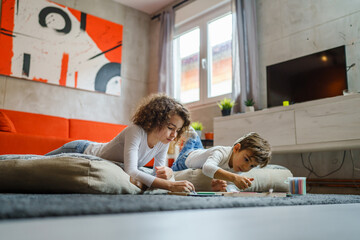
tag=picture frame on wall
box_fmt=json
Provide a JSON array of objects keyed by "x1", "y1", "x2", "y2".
[{"x1": 0, "y1": 0, "x2": 123, "y2": 96}]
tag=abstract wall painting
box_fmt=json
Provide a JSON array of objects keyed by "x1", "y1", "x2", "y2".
[{"x1": 0, "y1": 0, "x2": 123, "y2": 96}]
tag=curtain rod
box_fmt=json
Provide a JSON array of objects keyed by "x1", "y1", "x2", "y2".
[{"x1": 151, "y1": 0, "x2": 189, "y2": 20}]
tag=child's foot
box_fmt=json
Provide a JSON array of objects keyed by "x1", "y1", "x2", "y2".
[
  {"x1": 182, "y1": 126, "x2": 198, "y2": 141},
  {"x1": 211, "y1": 179, "x2": 227, "y2": 192}
]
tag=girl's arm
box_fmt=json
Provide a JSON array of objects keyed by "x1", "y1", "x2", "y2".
[
  {"x1": 123, "y1": 126, "x2": 157, "y2": 187},
  {"x1": 152, "y1": 146, "x2": 194, "y2": 191},
  {"x1": 153, "y1": 145, "x2": 173, "y2": 180},
  {"x1": 151, "y1": 177, "x2": 195, "y2": 192}
]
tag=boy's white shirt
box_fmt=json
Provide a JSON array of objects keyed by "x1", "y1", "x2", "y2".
[
  {"x1": 184, "y1": 146, "x2": 236, "y2": 178},
  {"x1": 84, "y1": 124, "x2": 168, "y2": 187}
]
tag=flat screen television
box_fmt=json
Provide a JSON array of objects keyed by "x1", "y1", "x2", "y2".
[{"x1": 266, "y1": 46, "x2": 348, "y2": 108}]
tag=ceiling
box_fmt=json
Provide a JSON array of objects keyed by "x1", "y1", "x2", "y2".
[{"x1": 112, "y1": 0, "x2": 177, "y2": 15}]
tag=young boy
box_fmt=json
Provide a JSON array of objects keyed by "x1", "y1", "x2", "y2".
[{"x1": 171, "y1": 130, "x2": 271, "y2": 191}]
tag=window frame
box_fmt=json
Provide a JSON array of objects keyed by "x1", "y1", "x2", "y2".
[{"x1": 173, "y1": 2, "x2": 232, "y2": 108}]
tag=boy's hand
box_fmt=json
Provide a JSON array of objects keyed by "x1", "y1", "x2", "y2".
[
  {"x1": 211, "y1": 179, "x2": 227, "y2": 192},
  {"x1": 233, "y1": 175, "x2": 254, "y2": 190},
  {"x1": 155, "y1": 166, "x2": 173, "y2": 180}
]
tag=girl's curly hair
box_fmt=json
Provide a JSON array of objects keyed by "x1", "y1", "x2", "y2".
[{"x1": 132, "y1": 93, "x2": 191, "y2": 141}]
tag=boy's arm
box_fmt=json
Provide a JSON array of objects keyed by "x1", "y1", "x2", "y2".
[{"x1": 214, "y1": 168, "x2": 253, "y2": 190}]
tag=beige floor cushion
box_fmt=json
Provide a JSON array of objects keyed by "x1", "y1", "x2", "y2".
[
  {"x1": 0, "y1": 154, "x2": 141, "y2": 194},
  {"x1": 0, "y1": 154, "x2": 292, "y2": 194},
  {"x1": 174, "y1": 165, "x2": 293, "y2": 192}
]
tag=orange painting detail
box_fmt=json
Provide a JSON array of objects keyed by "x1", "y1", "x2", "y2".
[
  {"x1": 32, "y1": 77, "x2": 48, "y2": 83},
  {"x1": 0, "y1": 0, "x2": 15, "y2": 75},
  {"x1": 59, "y1": 53, "x2": 69, "y2": 86},
  {"x1": 68, "y1": 8, "x2": 122, "y2": 63},
  {"x1": 0, "y1": 0, "x2": 123, "y2": 95},
  {"x1": 74, "y1": 71, "x2": 78, "y2": 88}
]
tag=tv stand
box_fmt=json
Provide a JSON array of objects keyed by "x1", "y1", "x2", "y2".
[{"x1": 214, "y1": 94, "x2": 360, "y2": 153}]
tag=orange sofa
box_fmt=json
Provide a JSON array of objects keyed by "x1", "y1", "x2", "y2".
[{"x1": 0, "y1": 109, "x2": 127, "y2": 155}]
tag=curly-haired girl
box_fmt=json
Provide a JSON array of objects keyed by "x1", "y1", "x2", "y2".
[{"x1": 46, "y1": 93, "x2": 195, "y2": 192}]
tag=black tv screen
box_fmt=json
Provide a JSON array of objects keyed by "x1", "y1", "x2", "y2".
[{"x1": 266, "y1": 46, "x2": 348, "y2": 108}]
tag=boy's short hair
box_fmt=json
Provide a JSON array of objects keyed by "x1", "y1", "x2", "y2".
[{"x1": 233, "y1": 132, "x2": 271, "y2": 168}]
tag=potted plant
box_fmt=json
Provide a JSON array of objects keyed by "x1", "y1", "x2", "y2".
[
  {"x1": 244, "y1": 99, "x2": 255, "y2": 113},
  {"x1": 191, "y1": 121, "x2": 203, "y2": 138},
  {"x1": 217, "y1": 97, "x2": 235, "y2": 116}
]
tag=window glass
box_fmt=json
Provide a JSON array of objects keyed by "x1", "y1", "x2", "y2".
[
  {"x1": 173, "y1": 2, "x2": 232, "y2": 106},
  {"x1": 208, "y1": 14, "x2": 232, "y2": 98},
  {"x1": 174, "y1": 28, "x2": 200, "y2": 104}
]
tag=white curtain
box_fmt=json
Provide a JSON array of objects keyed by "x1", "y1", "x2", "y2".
[
  {"x1": 231, "y1": 0, "x2": 260, "y2": 113},
  {"x1": 158, "y1": 8, "x2": 175, "y2": 96}
]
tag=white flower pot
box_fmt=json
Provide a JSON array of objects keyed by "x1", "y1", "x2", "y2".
[{"x1": 245, "y1": 106, "x2": 255, "y2": 113}]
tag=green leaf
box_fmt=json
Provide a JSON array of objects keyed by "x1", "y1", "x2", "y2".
[
  {"x1": 244, "y1": 99, "x2": 255, "y2": 106},
  {"x1": 217, "y1": 97, "x2": 235, "y2": 110},
  {"x1": 191, "y1": 121, "x2": 203, "y2": 131}
]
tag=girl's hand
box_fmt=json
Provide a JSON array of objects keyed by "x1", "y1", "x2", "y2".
[
  {"x1": 233, "y1": 175, "x2": 254, "y2": 190},
  {"x1": 130, "y1": 176, "x2": 148, "y2": 191},
  {"x1": 155, "y1": 166, "x2": 173, "y2": 180},
  {"x1": 169, "y1": 180, "x2": 195, "y2": 192}
]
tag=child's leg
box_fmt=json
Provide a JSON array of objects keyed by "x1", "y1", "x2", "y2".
[
  {"x1": 171, "y1": 127, "x2": 204, "y2": 171},
  {"x1": 45, "y1": 140, "x2": 91, "y2": 155},
  {"x1": 182, "y1": 126, "x2": 204, "y2": 150}
]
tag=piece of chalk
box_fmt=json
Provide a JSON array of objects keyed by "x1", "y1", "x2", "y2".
[{"x1": 196, "y1": 192, "x2": 217, "y2": 195}]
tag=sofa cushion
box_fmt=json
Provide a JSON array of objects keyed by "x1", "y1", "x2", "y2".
[
  {"x1": 0, "y1": 109, "x2": 69, "y2": 138},
  {"x1": 174, "y1": 165, "x2": 293, "y2": 192},
  {"x1": 0, "y1": 111, "x2": 16, "y2": 133},
  {"x1": 0, "y1": 154, "x2": 141, "y2": 194},
  {"x1": 69, "y1": 119, "x2": 127, "y2": 142},
  {"x1": 0, "y1": 132, "x2": 70, "y2": 155}
]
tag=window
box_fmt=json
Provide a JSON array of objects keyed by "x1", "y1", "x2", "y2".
[
  {"x1": 173, "y1": 28, "x2": 200, "y2": 103},
  {"x1": 173, "y1": 3, "x2": 232, "y2": 106}
]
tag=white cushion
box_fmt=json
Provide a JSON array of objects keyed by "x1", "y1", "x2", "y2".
[{"x1": 174, "y1": 165, "x2": 292, "y2": 192}]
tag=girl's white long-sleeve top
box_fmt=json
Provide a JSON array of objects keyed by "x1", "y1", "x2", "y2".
[{"x1": 84, "y1": 124, "x2": 169, "y2": 187}]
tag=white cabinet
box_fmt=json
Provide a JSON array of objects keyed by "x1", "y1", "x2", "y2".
[
  {"x1": 214, "y1": 94, "x2": 360, "y2": 153},
  {"x1": 214, "y1": 109, "x2": 296, "y2": 147}
]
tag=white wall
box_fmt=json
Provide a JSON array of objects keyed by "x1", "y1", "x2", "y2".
[{"x1": 0, "y1": 0, "x2": 150, "y2": 125}]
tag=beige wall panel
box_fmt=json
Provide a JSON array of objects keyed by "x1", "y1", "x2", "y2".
[
  {"x1": 122, "y1": 9, "x2": 150, "y2": 83},
  {"x1": 147, "y1": 19, "x2": 161, "y2": 94},
  {"x1": 0, "y1": 76, "x2": 5, "y2": 108}
]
